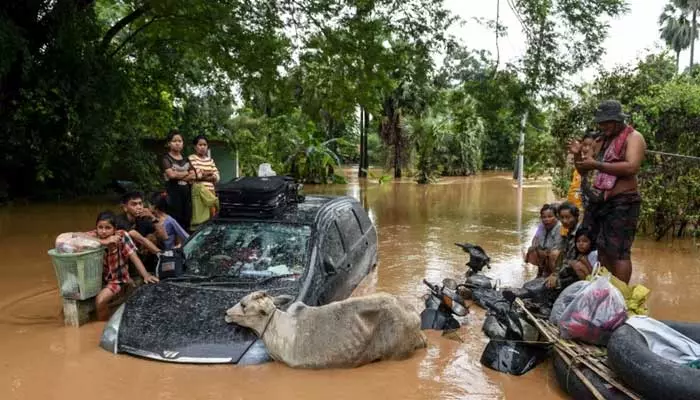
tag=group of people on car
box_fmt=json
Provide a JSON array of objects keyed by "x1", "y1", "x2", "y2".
[
  {"x1": 88, "y1": 130, "x2": 221, "y2": 320},
  {"x1": 526, "y1": 99, "x2": 646, "y2": 290}
]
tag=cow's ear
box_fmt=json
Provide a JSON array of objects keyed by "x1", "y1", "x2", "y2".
[
  {"x1": 251, "y1": 291, "x2": 268, "y2": 300},
  {"x1": 272, "y1": 295, "x2": 294, "y2": 308}
]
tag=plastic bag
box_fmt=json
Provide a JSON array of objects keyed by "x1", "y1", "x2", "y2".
[
  {"x1": 60, "y1": 273, "x2": 81, "y2": 298},
  {"x1": 55, "y1": 232, "x2": 101, "y2": 254},
  {"x1": 483, "y1": 310, "x2": 539, "y2": 341},
  {"x1": 588, "y1": 267, "x2": 650, "y2": 316},
  {"x1": 549, "y1": 281, "x2": 589, "y2": 325},
  {"x1": 480, "y1": 340, "x2": 552, "y2": 376},
  {"x1": 257, "y1": 163, "x2": 277, "y2": 177},
  {"x1": 465, "y1": 274, "x2": 495, "y2": 289},
  {"x1": 558, "y1": 275, "x2": 627, "y2": 345}
]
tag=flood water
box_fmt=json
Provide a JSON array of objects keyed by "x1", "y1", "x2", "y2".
[{"x1": 1, "y1": 171, "x2": 699, "y2": 400}]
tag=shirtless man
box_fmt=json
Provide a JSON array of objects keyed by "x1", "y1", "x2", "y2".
[{"x1": 569, "y1": 100, "x2": 646, "y2": 283}]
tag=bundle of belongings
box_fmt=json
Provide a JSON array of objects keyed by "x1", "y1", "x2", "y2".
[
  {"x1": 54, "y1": 232, "x2": 104, "y2": 298},
  {"x1": 55, "y1": 232, "x2": 102, "y2": 254},
  {"x1": 471, "y1": 265, "x2": 651, "y2": 375},
  {"x1": 466, "y1": 275, "x2": 552, "y2": 376}
]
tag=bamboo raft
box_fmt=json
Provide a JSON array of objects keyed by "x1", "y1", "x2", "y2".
[{"x1": 513, "y1": 298, "x2": 642, "y2": 400}]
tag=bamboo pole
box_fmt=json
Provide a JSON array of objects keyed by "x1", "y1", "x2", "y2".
[
  {"x1": 513, "y1": 299, "x2": 642, "y2": 400},
  {"x1": 554, "y1": 347, "x2": 605, "y2": 400}
]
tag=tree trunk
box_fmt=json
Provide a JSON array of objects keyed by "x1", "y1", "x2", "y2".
[
  {"x1": 362, "y1": 107, "x2": 369, "y2": 173},
  {"x1": 692, "y1": 10, "x2": 697, "y2": 69},
  {"x1": 358, "y1": 106, "x2": 367, "y2": 178},
  {"x1": 677, "y1": 51, "x2": 681, "y2": 73},
  {"x1": 394, "y1": 139, "x2": 402, "y2": 178}
]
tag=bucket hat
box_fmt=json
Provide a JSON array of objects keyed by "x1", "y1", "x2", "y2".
[{"x1": 593, "y1": 100, "x2": 628, "y2": 123}]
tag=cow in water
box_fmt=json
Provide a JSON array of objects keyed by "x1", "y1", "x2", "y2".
[{"x1": 225, "y1": 291, "x2": 427, "y2": 369}]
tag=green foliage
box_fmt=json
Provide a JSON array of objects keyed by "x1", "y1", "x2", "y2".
[
  {"x1": 0, "y1": 0, "x2": 634, "y2": 198},
  {"x1": 550, "y1": 51, "x2": 700, "y2": 239},
  {"x1": 227, "y1": 109, "x2": 344, "y2": 184},
  {"x1": 659, "y1": 2, "x2": 695, "y2": 71},
  {"x1": 408, "y1": 115, "x2": 445, "y2": 184},
  {"x1": 514, "y1": 0, "x2": 629, "y2": 92},
  {"x1": 407, "y1": 90, "x2": 486, "y2": 183}
]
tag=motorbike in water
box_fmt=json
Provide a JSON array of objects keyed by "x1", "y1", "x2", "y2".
[
  {"x1": 420, "y1": 278, "x2": 469, "y2": 330},
  {"x1": 419, "y1": 242, "x2": 496, "y2": 331}
]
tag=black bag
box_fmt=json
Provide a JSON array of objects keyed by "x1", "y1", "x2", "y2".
[
  {"x1": 480, "y1": 339, "x2": 552, "y2": 376},
  {"x1": 216, "y1": 176, "x2": 303, "y2": 217},
  {"x1": 155, "y1": 248, "x2": 185, "y2": 279}
]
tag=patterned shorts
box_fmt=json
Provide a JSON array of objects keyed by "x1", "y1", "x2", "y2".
[
  {"x1": 595, "y1": 192, "x2": 642, "y2": 261},
  {"x1": 104, "y1": 281, "x2": 125, "y2": 295}
]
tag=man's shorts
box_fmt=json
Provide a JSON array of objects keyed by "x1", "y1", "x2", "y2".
[{"x1": 595, "y1": 192, "x2": 642, "y2": 261}]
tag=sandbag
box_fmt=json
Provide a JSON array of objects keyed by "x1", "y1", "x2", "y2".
[
  {"x1": 559, "y1": 275, "x2": 627, "y2": 345},
  {"x1": 550, "y1": 281, "x2": 589, "y2": 325}
]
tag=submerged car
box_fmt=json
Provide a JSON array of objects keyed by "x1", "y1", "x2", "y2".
[{"x1": 100, "y1": 195, "x2": 378, "y2": 364}]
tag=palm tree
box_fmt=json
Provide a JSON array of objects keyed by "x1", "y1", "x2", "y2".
[
  {"x1": 660, "y1": 3, "x2": 695, "y2": 71},
  {"x1": 673, "y1": 0, "x2": 700, "y2": 68}
]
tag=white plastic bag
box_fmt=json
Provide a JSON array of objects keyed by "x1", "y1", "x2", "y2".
[
  {"x1": 558, "y1": 275, "x2": 627, "y2": 345},
  {"x1": 257, "y1": 163, "x2": 277, "y2": 177},
  {"x1": 60, "y1": 273, "x2": 81, "y2": 298},
  {"x1": 549, "y1": 280, "x2": 589, "y2": 325},
  {"x1": 55, "y1": 232, "x2": 102, "y2": 254}
]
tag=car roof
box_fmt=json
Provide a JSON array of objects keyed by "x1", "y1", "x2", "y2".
[{"x1": 212, "y1": 195, "x2": 358, "y2": 226}]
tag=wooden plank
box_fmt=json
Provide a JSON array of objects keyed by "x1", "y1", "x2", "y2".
[{"x1": 62, "y1": 298, "x2": 95, "y2": 327}]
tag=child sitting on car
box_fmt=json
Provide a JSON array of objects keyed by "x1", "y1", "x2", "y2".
[{"x1": 89, "y1": 211, "x2": 159, "y2": 320}]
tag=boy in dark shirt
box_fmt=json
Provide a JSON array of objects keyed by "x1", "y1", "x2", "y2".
[{"x1": 117, "y1": 192, "x2": 167, "y2": 271}]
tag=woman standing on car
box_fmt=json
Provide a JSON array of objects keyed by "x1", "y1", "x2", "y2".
[
  {"x1": 162, "y1": 130, "x2": 195, "y2": 231},
  {"x1": 189, "y1": 135, "x2": 220, "y2": 192},
  {"x1": 189, "y1": 135, "x2": 220, "y2": 229}
]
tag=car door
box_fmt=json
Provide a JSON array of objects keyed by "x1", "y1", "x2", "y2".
[
  {"x1": 352, "y1": 202, "x2": 378, "y2": 267},
  {"x1": 316, "y1": 219, "x2": 347, "y2": 304},
  {"x1": 334, "y1": 204, "x2": 371, "y2": 298}
]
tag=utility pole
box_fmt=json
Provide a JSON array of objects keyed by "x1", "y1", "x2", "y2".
[{"x1": 517, "y1": 109, "x2": 528, "y2": 188}]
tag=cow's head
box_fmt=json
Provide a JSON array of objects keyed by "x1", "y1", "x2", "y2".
[{"x1": 224, "y1": 291, "x2": 293, "y2": 335}]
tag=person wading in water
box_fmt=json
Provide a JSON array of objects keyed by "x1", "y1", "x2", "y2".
[{"x1": 569, "y1": 100, "x2": 646, "y2": 284}]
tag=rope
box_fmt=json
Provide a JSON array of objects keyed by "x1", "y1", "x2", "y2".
[
  {"x1": 258, "y1": 307, "x2": 277, "y2": 340},
  {"x1": 646, "y1": 149, "x2": 700, "y2": 161}
]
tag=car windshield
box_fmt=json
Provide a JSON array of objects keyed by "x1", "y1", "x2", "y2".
[{"x1": 182, "y1": 222, "x2": 312, "y2": 280}]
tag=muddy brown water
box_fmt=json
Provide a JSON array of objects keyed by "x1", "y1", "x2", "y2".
[{"x1": 1, "y1": 171, "x2": 699, "y2": 400}]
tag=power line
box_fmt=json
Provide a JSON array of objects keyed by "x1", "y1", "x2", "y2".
[
  {"x1": 494, "y1": 0, "x2": 500, "y2": 73},
  {"x1": 646, "y1": 149, "x2": 700, "y2": 161},
  {"x1": 505, "y1": 0, "x2": 532, "y2": 40}
]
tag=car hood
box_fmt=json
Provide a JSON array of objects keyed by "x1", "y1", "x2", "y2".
[{"x1": 114, "y1": 279, "x2": 299, "y2": 364}]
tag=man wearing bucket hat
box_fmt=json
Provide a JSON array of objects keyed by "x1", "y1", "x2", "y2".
[{"x1": 570, "y1": 100, "x2": 646, "y2": 284}]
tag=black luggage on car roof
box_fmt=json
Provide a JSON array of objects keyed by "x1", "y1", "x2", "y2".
[{"x1": 216, "y1": 176, "x2": 303, "y2": 217}]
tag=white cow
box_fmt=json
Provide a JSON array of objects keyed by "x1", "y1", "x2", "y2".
[{"x1": 225, "y1": 291, "x2": 427, "y2": 369}]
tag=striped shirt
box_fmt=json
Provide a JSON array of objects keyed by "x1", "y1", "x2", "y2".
[{"x1": 188, "y1": 154, "x2": 220, "y2": 192}]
